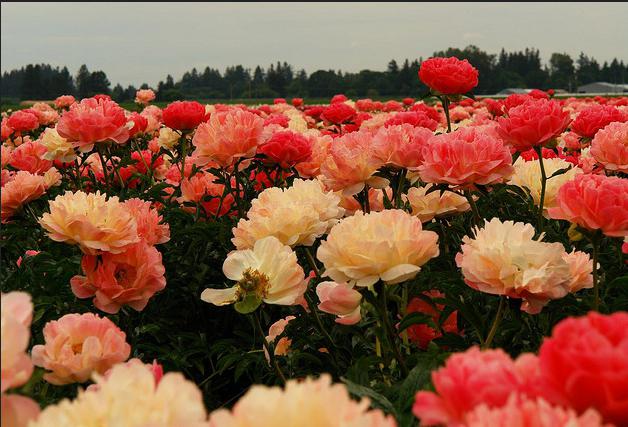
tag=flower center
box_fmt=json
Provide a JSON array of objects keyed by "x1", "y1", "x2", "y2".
[{"x1": 237, "y1": 268, "x2": 270, "y2": 299}]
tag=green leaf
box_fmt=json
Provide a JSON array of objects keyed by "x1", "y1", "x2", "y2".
[
  {"x1": 548, "y1": 166, "x2": 572, "y2": 179},
  {"x1": 342, "y1": 378, "x2": 398, "y2": 418},
  {"x1": 234, "y1": 294, "x2": 262, "y2": 314}
]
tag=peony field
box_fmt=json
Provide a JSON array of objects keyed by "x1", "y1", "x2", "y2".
[{"x1": 2, "y1": 37, "x2": 628, "y2": 427}]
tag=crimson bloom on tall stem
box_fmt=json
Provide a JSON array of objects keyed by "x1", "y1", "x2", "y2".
[
  {"x1": 162, "y1": 100, "x2": 206, "y2": 131},
  {"x1": 419, "y1": 57, "x2": 479, "y2": 96}
]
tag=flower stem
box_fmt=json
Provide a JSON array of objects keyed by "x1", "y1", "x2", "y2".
[
  {"x1": 591, "y1": 232, "x2": 601, "y2": 311},
  {"x1": 394, "y1": 169, "x2": 407, "y2": 209},
  {"x1": 442, "y1": 97, "x2": 452, "y2": 133},
  {"x1": 377, "y1": 283, "x2": 409, "y2": 376},
  {"x1": 361, "y1": 186, "x2": 371, "y2": 213},
  {"x1": 534, "y1": 146, "x2": 547, "y2": 233},
  {"x1": 464, "y1": 189, "x2": 481, "y2": 228},
  {"x1": 252, "y1": 310, "x2": 287, "y2": 384},
  {"x1": 483, "y1": 297, "x2": 506, "y2": 349}
]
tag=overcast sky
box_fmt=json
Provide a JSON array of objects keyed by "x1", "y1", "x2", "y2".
[{"x1": 2, "y1": 2, "x2": 627, "y2": 87}]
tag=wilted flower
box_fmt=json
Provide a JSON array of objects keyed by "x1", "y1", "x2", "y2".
[{"x1": 264, "y1": 315, "x2": 296, "y2": 361}]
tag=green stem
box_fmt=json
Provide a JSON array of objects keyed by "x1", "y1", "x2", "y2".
[
  {"x1": 442, "y1": 97, "x2": 452, "y2": 133},
  {"x1": 483, "y1": 297, "x2": 506, "y2": 349},
  {"x1": 252, "y1": 311, "x2": 287, "y2": 384},
  {"x1": 534, "y1": 146, "x2": 547, "y2": 233},
  {"x1": 97, "y1": 148, "x2": 110, "y2": 192},
  {"x1": 464, "y1": 190, "x2": 481, "y2": 228},
  {"x1": 179, "y1": 133, "x2": 187, "y2": 180},
  {"x1": 394, "y1": 169, "x2": 407, "y2": 209},
  {"x1": 591, "y1": 232, "x2": 601, "y2": 311},
  {"x1": 303, "y1": 246, "x2": 321, "y2": 278},
  {"x1": 362, "y1": 186, "x2": 371, "y2": 213},
  {"x1": 378, "y1": 284, "x2": 409, "y2": 376}
]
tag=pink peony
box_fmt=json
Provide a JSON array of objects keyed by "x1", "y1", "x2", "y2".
[
  {"x1": 419, "y1": 57, "x2": 479, "y2": 95},
  {"x1": 31, "y1": 312, "x2": 131, "y2": 384},
  {"x1": 54, "y1": 95, "x2": 76, "y2": 109},
  {"x1": 1, "y1": 292, "x2": 34, "y2": 393},
  {"x1": 590, "y1": 121, "x2": 628, "y2": 173},
  {"x1": 316, "y1": 281, "x2": 362, "y2": 325},
  {"x1": 372, "y1": 124, "x2": 434, "y2": 169},
  {"x1": 571, "y1": 104, "x2": 626, "y2": 138},
  {"x1": 134, "y1": 89, "x2": 156, "y2": 105},
  {"x1": 1, "y1": 395, "x2": 40, "y2": 427},
  {"x1": 123, "y1": 198, "x2": 170, "y2": 246},
  {"x1": 8, "y1": 139, "x2": 52, "y2": 174},
  {"x1": 7, "y1": 110, "x2": 39, "y2": 133},
  {"x1": 1, "y1": 171, "x2": 47, "y2": 223},
  {"x1": 548, "y1": 174, "x2": 628, "y2": 238}
]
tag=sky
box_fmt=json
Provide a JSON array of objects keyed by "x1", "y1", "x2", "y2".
[{"x1": 2, "y1": 2, "x2": 627, "y2": 87}]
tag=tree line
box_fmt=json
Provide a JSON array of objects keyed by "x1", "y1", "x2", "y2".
[{"x1": 1, "y1": 45, "x2": 626, "y2": 102}]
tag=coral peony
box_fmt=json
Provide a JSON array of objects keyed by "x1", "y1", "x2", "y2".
[
  {"x1": 123, "y1": 198, "x2": 170, "y2": 245},
  {"x1": 571, "y1": 104, "x2": 626, "y2": 138},
  {"x1": 419, "y1": 57, "x2": 479, "y2": 95},
  {"x1": 54, "y1": 95, "x2": 76, "y2": 109},
  {"x1": 548, "y1": 174, "x2": 628, "y2": 238},
  {"x1": 316, "y1": 281, "x2": 362, "y2": 325},
  {"x1": 317, "y1": 210, "x2": 439, "y2": 287},
  {"x1": 201, "y1": 236, "x2": 307, "y2": 309},
  {"x1": 30, "y1": 361, "x2": 208, "y2": 427},
  {"x1": 192, "y1": 109, "x2": 264, "y2": 167},
  {"x1": 57, "y1": 97, "x2": 131, "y2": 151},
  {"x1": 508, "y1": 157, "x2": 583, "y2": 213},
  {"x1": 178, "y1": 172, "x2": 234, "y2": 217},
  {"x1": 319, "y1": 130, "x2": 387, "y2": 196},
  {"x1": 1, "y1": 292, "x2": 34, "y2": 393},
  {"x1": 31, "y1": 312, "x2": 131, "y2": 385},
  {"x1": 208, "y1": 374, "x2": 395, "y2": 427},
  {"x1": 265, "y1": 315, "x2": 296, "y2": 361},
  {"x1": 30, "y1": 102, "x2": 59, "y2": 125},
  {"x1": 135, "y1": 88, "x2": 156, "y2": 105},
  {"x1": 258, "y1": 130, "x2": 312, "y2": 168},
  {"x1": 590, "y1": 121, "x2": 628, "y2": 173},
  {"x1": 1, "y1": 394, "x2": 40, "y2": 427},
  {"x1": 321, "y1": 102, "x2": 357, "y2": 125},
  {"x1": 405, "y1": 184, "x2": 470, "y2": 223},
  {"x1": 232, "y1": 178, "x2": 344, "y2": 249},
  {"x1": 9, "y1": 138, "x2": 53, "y2": 174},
  {"x1": 7, "y1": 110, "x2": 39, "y2": 133},
  {"x1": 70, "y1": 242, "x2": 166, "y2": 313},
  {"x1": 456, "y1": 218, "x2": 575, "y2": 314},
  {"x1": 497, "y1": 99, "x2": 571, "y2": 151},
  {"x1": 1, "y1": 171, "x2": 47, "y2": 222},
  {"x1": 384, "y1": 111, "x2": 439, "y2": 131},
  {"x1": 162, "y1": 100, "x2": 206, "y2": 130},
  {"x1": 419, "y1": 127, "x2": 514, "y2": 187},
  {"x1": 372, "y1": 124, "x2": 434, "y2": 169},
  {"x1": 294, "y1": 133, "x2": 332, "y2": 178},
  {"x1": 39, "y1": 191, "x2": 140, "y2": 254},
  {"x1": 539, "y1": 311, "x2": 628, "y2": 426}
]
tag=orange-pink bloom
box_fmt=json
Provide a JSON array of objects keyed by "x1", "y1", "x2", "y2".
[
  {"x1": 30, "y1": 102, "x2": 60, "y2": 126},
  {"x1": 135, "y1": 89, "x2": 156, "y2": 105},
  {"x1": 8, "y1": 139, "x2": 53, "y2": 174},
  {"x1": 31, "y1": 312, "x2": 131, "y2": 385},
  {"x1": 372, "y1": 124, "x2": 434, "y2": 169},
  {"x1": 548, "y1": 174, "x2": 628, "y2": 238},
  {"x1": 264, "y1": 315, "x2": 296, "y2": 362},
  {"x1": 1, "y1": 292, "x2": 34, "y2": 393},
  {"x1": 590, "y1": 121, "x2": 628, "y2": 173},
  {"x1": 419, "y1": 127, "x2": 514, "y2": 187},
  {"x1": 71, "y1": 242, "x2": 166, "y2": 314},
  {"x1": 54, "y1": 95, "x2": 76, "y2": 109},
  {"x1": 57, "y1": 97, "x2": 131, "y2": 151},
  {"x1": 1, "y1": 171, "x2": 47, "y2": 222},
  {"x1": 1, "y1": 394, "x2": 40, "y2": 427},
  {"x1": 123, "y1": 198, "x2": 170, "y2": 245},
  {"x1": 192, "y1": 109, "x2": 264, "y2": 167},
  {"x1": 316, "y1": 281, "x2": 362, "y2": 325}
]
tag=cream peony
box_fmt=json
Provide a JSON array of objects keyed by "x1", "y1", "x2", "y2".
[
  {"x1": 455, "y1": 218, "x2": 575, "y2": 314},
  {"x1": 508, "y1": 157, "x2": 583, "y2": 213},
  {"x1": 39, "y1": 191, "x2": 139, "y2": 255},
  {"x1": 232, "y1": 179, "x2": 344, "y2": 249},
  {"x1": 208, "y1": 374, "x2": 396, "y2": 427},
  {"x1": 201, "y1": 236, "x2": 307, "y2": 309},
  {"x1": 29, "y1": 361, "x2": 208, "y2": 427},
  {"x1": 405, "y1": 184, "x2": 470, "y2": 223},
  {"x1": 39, "y1": 127, "x2": 76, "y2": 162},
  {"x1": 157, "y1": 127, "x2": 180, "y2": 150},
  {"x1": 317, "y1": 210, "x2": 440, "y2": 287}
]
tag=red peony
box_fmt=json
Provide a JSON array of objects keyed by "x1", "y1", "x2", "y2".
[
  {"x1": 304, "y1": 106, "x2": 325, "y2": 120},
  {"x1": 503, "y1": 94, "x2": 533, "y2": 112},
  {"x1": 528, "y1": 89, "x2": 550, "y2": 99},
  {"x1": 410, "y1": 103, "x2": 442, "y2": 123},
  {"x1": 497, "y1": 99, "x2": 571, "y2": 151},
  {"x1": 258, "y1": 130, "x2": 312, "y2": 169},
  {"x1": 127, "y1": 112, "x2": 148, "y2": 136},
  {"x1": 484, "y1": 98, "x2": 505, "y2": 117},
  {"x1": 7, "y1": 110, "x2": 39, "y2": 133},
  {"x1": 273, "y1": 98, "x2": 287, "y2": 104},
  {"x1": 404, "y1": 291, "x2": 459, "y2": 350},
  {"x1": 330, "y1": 94, "x2": 348, "y2": 104},
  {"x1": 570, "y1": 105, "x2": 626, "y2": 138},
  {"x1": 356, "y1": 99, "x2": 375, "y2": 112},
  {"x1": 321, "y1": 103, "x2": 357, "y2": 125},
  {"x1": 382, "y1": 100, "x2": 404, "y2": 112},
  {"x1": 291, "y1": 98, "x2": 304, "y2": 107},
  {"x1": 419, "y1": 57, "x2": 479, "y2": 95},
  {"x1": 162, "y1": 101, "x2": 206, "y2": 130},
  {"x1": 402, "y1": 97, "x2": 415, "y2": 106},
  {"x1": 263, "y1": 114, "x2": 289, "y2": 128},
  {"x1": 384, "y1": 111, "x2": 438, "y2": 131},
  {"x1": 539, "y1": 311, "x2": 628, "y2": 426}
]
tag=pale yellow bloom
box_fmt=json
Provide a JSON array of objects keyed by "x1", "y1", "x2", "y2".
[
  {"x1": 405, "y1": 184, "x2": 470, "y2": 223},
  {"x1": 39, "y1": 127, "x2": 76, "y2": 163},
  {"x1": 157, "y1": 127, "x2": 180, "y2": 150}
]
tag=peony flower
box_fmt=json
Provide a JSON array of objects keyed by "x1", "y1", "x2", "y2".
[
  {"x1": 571, "y1": 104, "x2": 626, "y2": 138},
  {"x1": 419, "y1": 57, "x2": 479, "y2": 95},
  {"x1": 1, "y1": 394, "x2": 40, "y2": 427},
  {"x1": 372, "y1": 124, "x2": 434, "y2": 169},
  {"x1": 7, "y1": 110, "x2": 39, "y2": 133},
  {"x1": 201, "y1": 236, "x2": 307, "y2": 310},
  {"x1": 404, "y1": 290, "x2": 459, "y2": 350},
  {"x1": 9, "y1": 138, "x2": 52, "y2": 174},
  {"x1": 508, "y1": 157, "x2": 583, "y2": 213},
  {"x1": 54, "y1": 95, "x2": 76, "y2": 109},
  {"x1": 141, "y1": 105, "x2": 163, "y2": 133},
  {"x1": 405, "y1": 184, "x2": 470, "y2": 223},
  {"x1": 39, "y1": 191, "x2": 140, "y2": 255},
  {"x1": 562, "y1": 250, "x2": 593, "y2": 293},
  {"x1": 264, "y1": 315, "x2": 296, "y2": 361},
  {"x1": 455, "y1": 218, "x2": 574, "y2": 314},
  {"x1": 157, "y1": 126, "x2": 181, "y2": 150},
  {"x1": 30, "y1": 102, "x2": 60, "y2": 125},
  {"x1": 321, "y1": 103, "x2": 356, "y2": 125},
  {"x1": 317, "y1": 210, "x2": 439, "y2": 287},
  {"x1": 548, "y1": 174, "x2": 628, "y2": 238},
  {"x1": 1, "y1": 292, "x2": 34, "y2": 393},
  {"x1": 135, "y1": 88, "x2": 156, "y2": 105},
  {"x1": 258, "y1": 130, "x2": 312, "y2": 168},
  {"x1": 178, "y1": 172, "x2": 233, "y2": 217},
  {"x1": 208, "y1": 374, "x2": 395, "y2": 427},
  {"x1": 123, "y1": 198, "x2": 170, "y2": 245},
  {"x1": 497, "y1": 99, "x2": 571, "y2": 151},
  {"x1": 294, "y1": 133, "x2": 332, "y2": 178},
  {"x1": 30, "y1": 361, "x2": 208, "y2": 427},
  {"x1": 319, "y1": 130, "x2": 388, "y2": 196},
  {"x1": 1, "y1": 171, "x2": 47, "y2": 223},
  {"x1": 39, "y1": 127, "x2": 76, "y2": 163},
  {"x1": 70, "y1": 242, "x2": 166, "y2": 314},
  {"x1": 232, "y1": 179, "x2": 344, "y2": 249},
  {"x1": 57, "y1": 97, "x2": 131, "y2": 151},
  {"x1": 590, "y1": 121, "x2": 628, "y2": 173},
  {"x1": 538, "y1": 311, "x2": 628, "y2": 426},
  {"x1": 383, "y1": 111, "x2": 438, "y2": 131},
  {"x1": 463, "y1": 394, "x2": 609, "y2": 427},
  {"x1": 31, "y1": 312, "x2": 131, "y2": 385},
  {"x1": 413, "y1": 347, "x2": 540, "y2": 426},
  {"x1": 127, "y1": 111, "x2": 148, "y2": 136},
  {"x1": 192, "y1": 109, "x2": 264, "y2": 167},
  {"x1": 419, "y1": 127, "x2": 514, "y2": 187},
  {"x1": 162, "y1": 100, "x2": 206, "y2": 130},
  {"x1": 316, "y1": 281, "x2": 362, "y2": 325}
]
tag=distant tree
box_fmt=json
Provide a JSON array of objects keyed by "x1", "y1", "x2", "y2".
[
  {"x1": 76, "y1": 64, "x2": 91, "y2": 99},
  {"x1": 88, "y1": 71, "x2": 111, "y2": 95},
  {"x1": 111, "y1": 83, "x2": 125, "y2": 102},
  {"x1": 549, "y1": 53, "x2": 576, "y2": 91}
]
